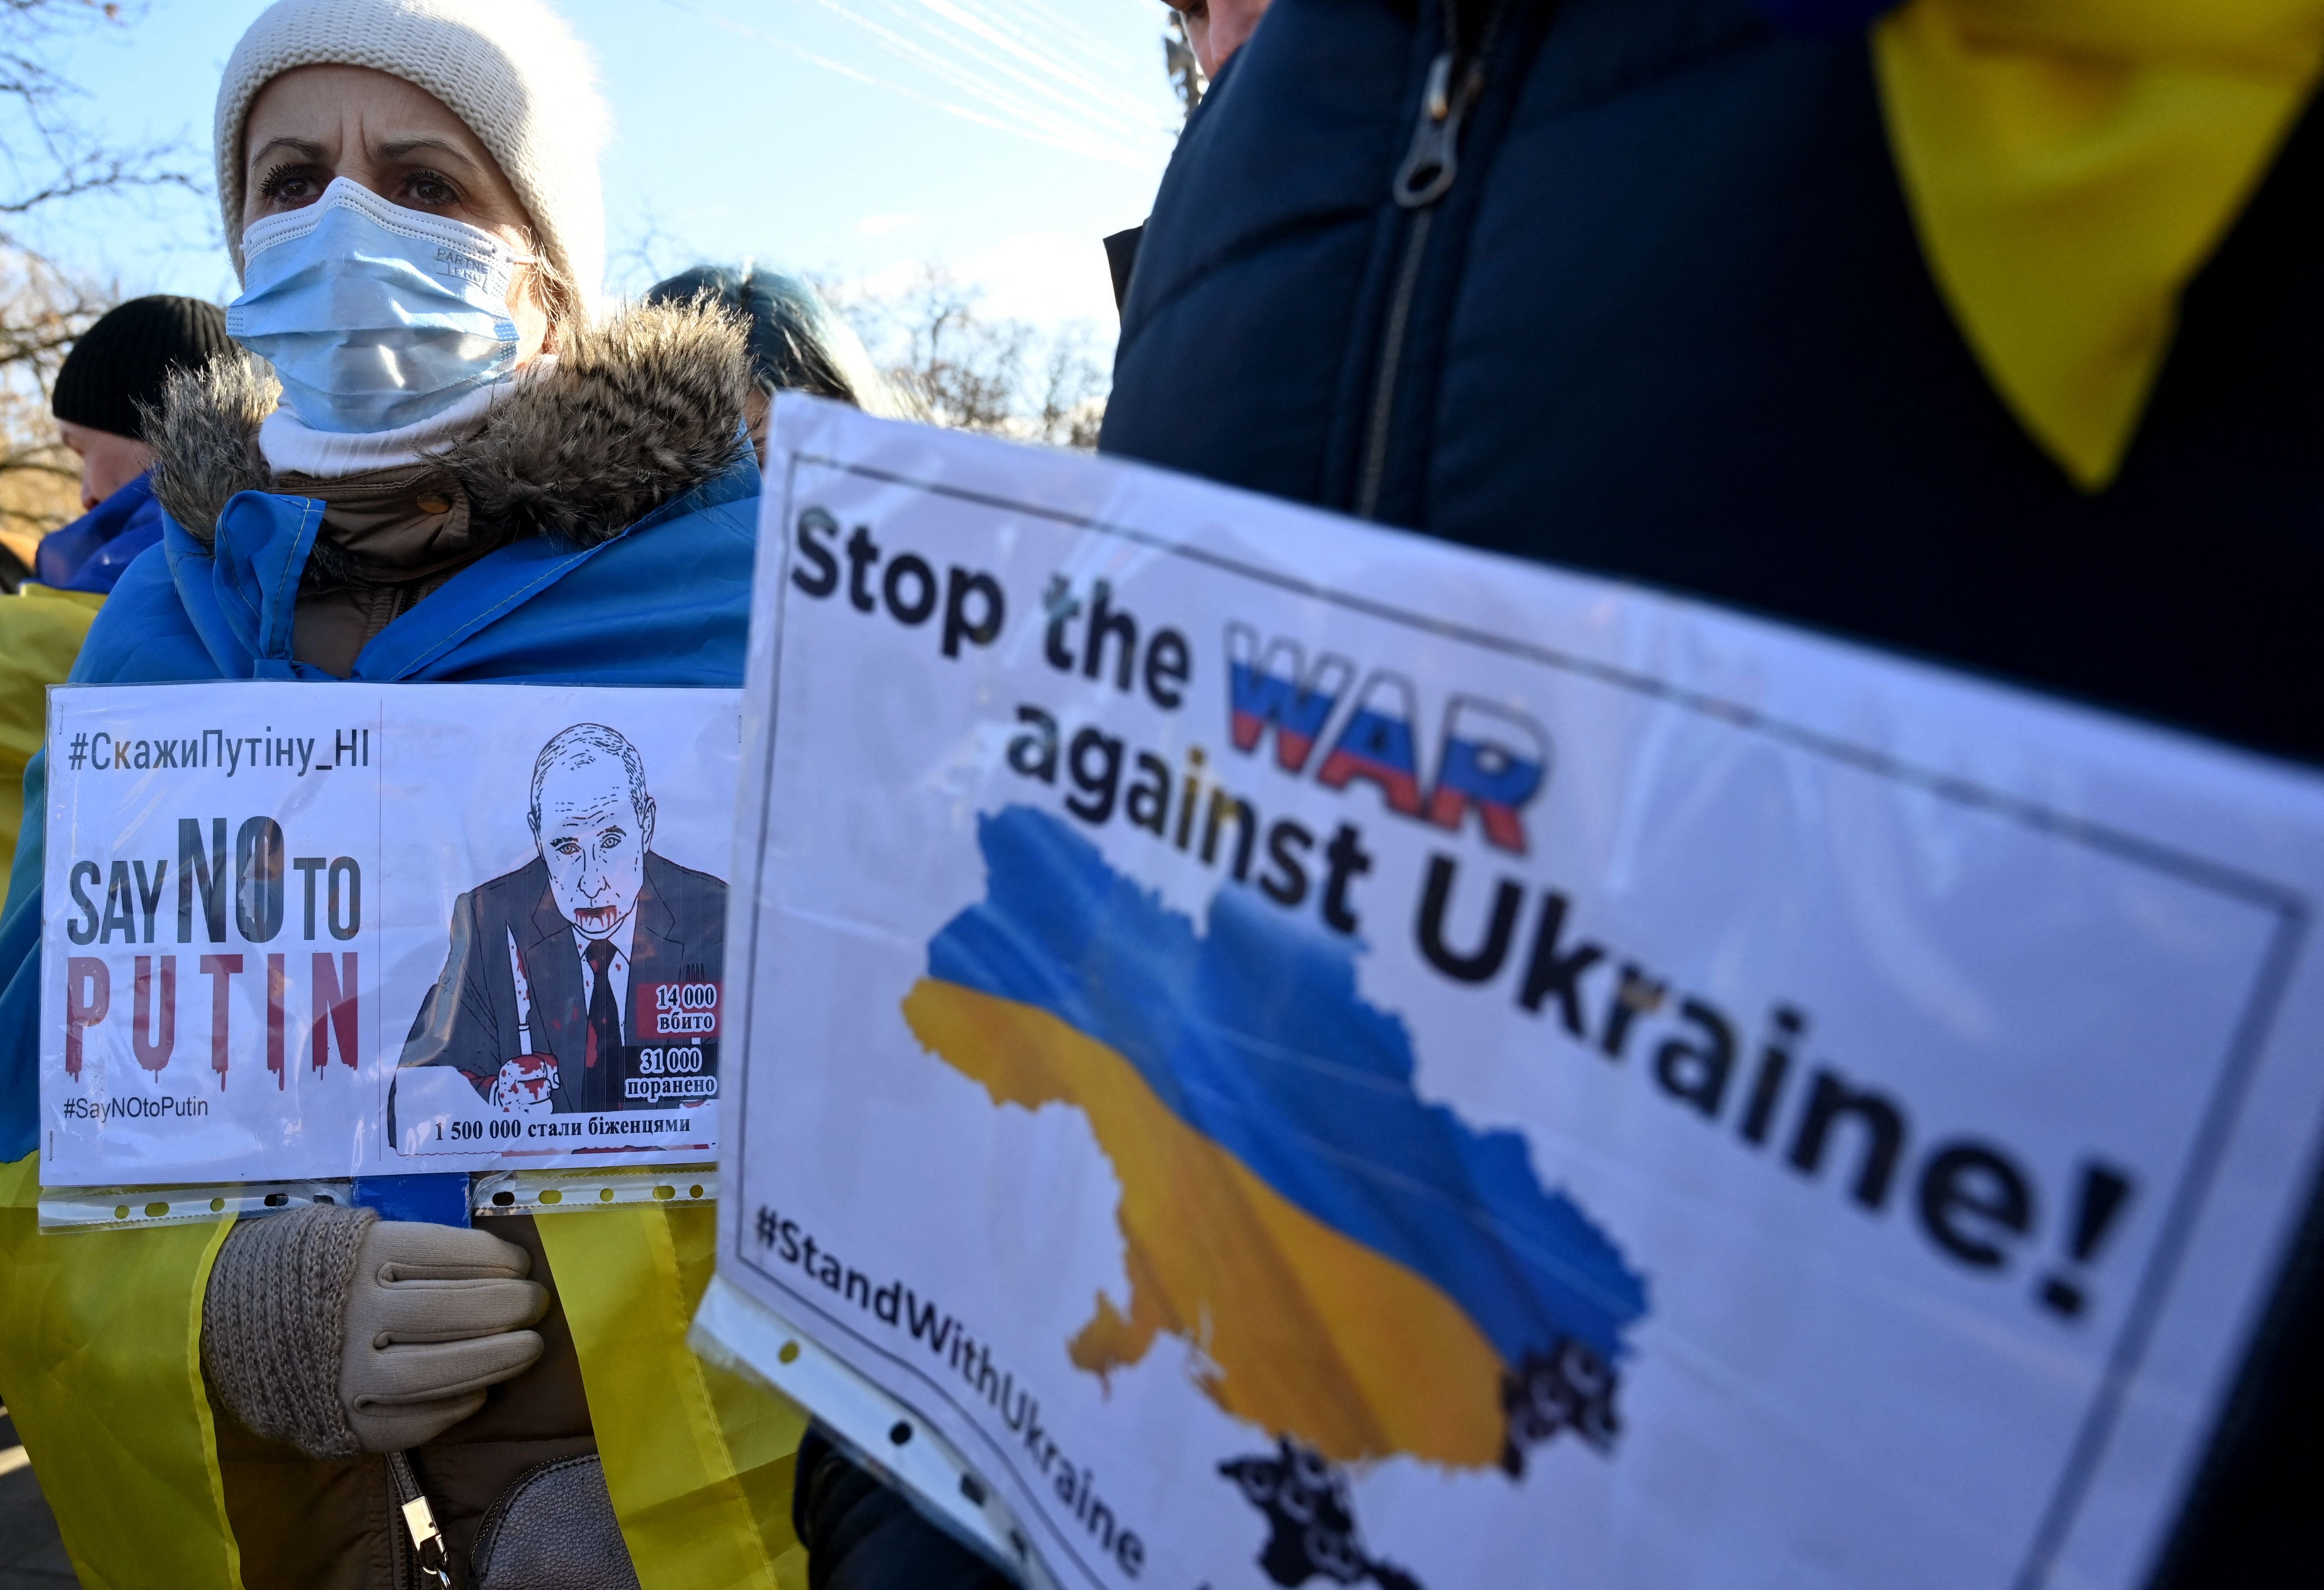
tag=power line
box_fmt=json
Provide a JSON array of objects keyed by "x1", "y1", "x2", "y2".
[{"x1": 662, "y1": 0, "x2": 1175, "y2": 170}]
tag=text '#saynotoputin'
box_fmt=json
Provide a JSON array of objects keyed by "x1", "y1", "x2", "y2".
[
  {"x1": 60, "y1": 725, "x2": 373, "y2": 777},
  {"x1": 58, "y1": 815, "x2": 362, "y2": 1093}
]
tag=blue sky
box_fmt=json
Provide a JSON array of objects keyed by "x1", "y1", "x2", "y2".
[{"x1": 17, "y1": 0, "x2": 1184, "y2": 330}]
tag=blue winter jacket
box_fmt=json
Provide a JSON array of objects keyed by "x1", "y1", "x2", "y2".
[
  {"x1": 0, "y1": 454, "x2": 760, "y2": 1160},
  {"x1": 1100, "y1": 0, "x2": 2324, "y2": 767},
  {"x1": 34, "y1": 471, "x2": 165, "y2": 595}
]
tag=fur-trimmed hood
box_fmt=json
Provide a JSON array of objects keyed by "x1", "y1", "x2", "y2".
[{"x1": 150, "y1": 300, "x2": 754, "y2": 550}]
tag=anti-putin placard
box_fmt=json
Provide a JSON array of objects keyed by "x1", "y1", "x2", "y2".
[{"x1": 39, "y1": 683, "x2": 738, "y2": 1185}]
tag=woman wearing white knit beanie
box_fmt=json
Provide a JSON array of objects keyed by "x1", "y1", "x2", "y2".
[
  {"x1": 0, "y1": 3, "x2": 846, "y2": 1587},
  {"x1": 216, "y1": 0, "x2": 608, "y2": 313}
]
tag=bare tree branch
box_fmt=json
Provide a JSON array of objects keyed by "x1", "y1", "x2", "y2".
[
  {"x1": 0, "y1": 2, "x2": 193, "y2": 536},
  {"x1": 819, "y1": 263, "x2": 1109, "y2": 449},
  {"x1": 0, "y1": 2, "x2": 201, "y2": 243}
]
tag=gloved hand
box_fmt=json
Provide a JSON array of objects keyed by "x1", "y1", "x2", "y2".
[{"x1": 201, "y1": 1204, "x2": 550, "y2": 1457}]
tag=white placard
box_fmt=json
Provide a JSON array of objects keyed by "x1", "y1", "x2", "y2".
[
  {"x1": 39, "y1": 683, "x2": 737, "y2": 1185},
  {"x1": 707, "y1": 400, "x2": 2324, "y2": 1590}
]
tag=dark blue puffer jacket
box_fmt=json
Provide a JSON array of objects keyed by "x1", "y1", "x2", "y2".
[
  {"x1": 1101, "y1": 0, "x2": 2324, "y2": 769},
  {"x1": 1100, "y1": 1, "x2": 2321, "y2": 1581}
]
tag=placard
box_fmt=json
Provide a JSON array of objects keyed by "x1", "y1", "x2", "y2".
[
  {"x1": 39, "y1": 683, "x2": 738, "y2": 1185},
  {"x1": 706, "y1": 400, "x2": 2324, "y2": 1590}
]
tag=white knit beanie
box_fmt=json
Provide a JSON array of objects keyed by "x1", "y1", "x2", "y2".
[{"x1": 215, "y1": 0, "x2": 609, "y2": 304}]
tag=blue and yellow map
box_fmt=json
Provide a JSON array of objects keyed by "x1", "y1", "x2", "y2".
[{"x1": 902, "y1": 806, "x2": 1648, "y2": 1472}]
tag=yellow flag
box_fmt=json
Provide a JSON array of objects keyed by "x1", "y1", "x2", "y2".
[
  {"x1": 0, "y1": 1154, "x2": 242, "y2": 1590},
  {"x1": 1874, "y1": 0, "x2": 2323, "y2": 487},
  {"x1": 543, "y1": 1201, "x2": 811, "y2": 1590},
  {"x1": 0, "y1": 586, "x2": 102, "y2": 872}
]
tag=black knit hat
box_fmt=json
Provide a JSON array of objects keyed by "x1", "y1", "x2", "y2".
[{"x1": 51, "y1": 295, "x2": 233, "y2": 443}]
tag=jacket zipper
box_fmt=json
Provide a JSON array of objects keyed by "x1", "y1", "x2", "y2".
[
  {"x1": 387, "y1": 1450, "x2": 457, "y2": 1590},
  {"x1": 1355, "y1": 0, "x2": 1511, "y2": 521}
]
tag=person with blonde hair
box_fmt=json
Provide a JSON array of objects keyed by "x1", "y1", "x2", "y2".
[{"x1": 0, "y1": 4, "x2": 806, "y2": 1587}]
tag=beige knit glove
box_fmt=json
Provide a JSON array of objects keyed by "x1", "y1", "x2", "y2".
[{"x1": 202, "y1": 1205, "x2": 550, "y2": 1457}]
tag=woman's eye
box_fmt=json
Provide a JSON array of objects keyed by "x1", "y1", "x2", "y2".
[
  {"x1": 407, "y1": 173, "x2": 457, "y2": 206},
  {"x1": 256, "y1": 166, "x2": 317, "y2": 204}
]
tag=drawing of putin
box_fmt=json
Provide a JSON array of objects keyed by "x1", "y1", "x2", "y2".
[{"x1": 399, "y1": 724, "x2": 726, "y2": 1114}]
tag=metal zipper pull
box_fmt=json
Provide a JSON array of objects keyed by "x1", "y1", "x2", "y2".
[
  {"x1": 1359, "y1": 0, "x2": 1511, "y2": 518},
  {"x1": 389, "y1": 1449, "x2": 457, "y2": 1590},
  {"x1": 1392, "y1": 51, "x2": 1485, "y2": 209}
]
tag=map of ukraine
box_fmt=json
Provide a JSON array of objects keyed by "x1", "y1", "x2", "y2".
[{"x1": 901, "y1": 806, "x2": 1649, "y2": 1472}]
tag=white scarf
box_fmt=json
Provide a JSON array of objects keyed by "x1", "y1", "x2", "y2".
[{"x1": 257, "y1": 359, "x2": 554, "y2": 478}]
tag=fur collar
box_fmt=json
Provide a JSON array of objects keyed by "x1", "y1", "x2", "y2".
[{"x1": 150, "y1": 300, "x2": 754, "y2": 550}]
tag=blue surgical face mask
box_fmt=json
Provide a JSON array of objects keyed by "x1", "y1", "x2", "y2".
[{"x1": 227, "y1": 178, "x2": 532, "y2": 434}]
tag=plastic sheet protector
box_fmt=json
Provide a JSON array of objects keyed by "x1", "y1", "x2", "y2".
[
  {"x1": 39, "y1": 683, "x2": 739, "y2": 1185},
  {"x1": 706, "y1": 400, "x2": 2324, "y2": 1590}
]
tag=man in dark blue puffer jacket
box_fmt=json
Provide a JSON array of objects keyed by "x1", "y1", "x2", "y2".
[
  {"x1": 1104, "y1": 0, "x2": 2324, "y2": 766},
  {"x1": 1100, "y1": 0, "x2": 2322, "y2": 1583}
]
